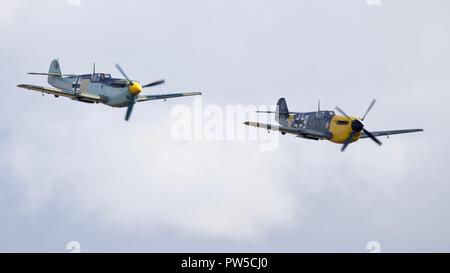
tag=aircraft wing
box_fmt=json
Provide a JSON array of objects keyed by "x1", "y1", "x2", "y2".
[
  {"x1": 244, "y1": 121, "x2": 331, "y2": 140},
  {"x1": 360, "y1": 129, "x2": 423, "y2": 138},
  {"x1": 137, "y1": 92, "x2": 201, "y2": 102},
  {"x1": 17, "y1": 84, "x2": 107, "y2": 103}
]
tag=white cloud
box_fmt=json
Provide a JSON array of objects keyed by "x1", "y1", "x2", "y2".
[
  {"x1": 0, "y1": 0, "x2": 27, "y2": 31},
  {"x1": 2, "y1": 109, "x2": 299, "y2": 242},
  {"x1": 1, "y1": 0, "x2": 450, "y2": 251}
]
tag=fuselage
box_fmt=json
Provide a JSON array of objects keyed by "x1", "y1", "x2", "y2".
[
  {"x1": 49, "y1": 73, "x2": 135, "y2": 107},
  {"x1": 278, "y1": 110, "x2": 362, "y2": 144}
]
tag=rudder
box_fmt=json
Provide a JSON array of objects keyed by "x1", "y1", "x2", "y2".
[
  {"x1": 275, "y1": 98, "x2": 289, "y2": 124},
  {"x1": 48, "y1": 59, "x2": 62, "y2": 85}
]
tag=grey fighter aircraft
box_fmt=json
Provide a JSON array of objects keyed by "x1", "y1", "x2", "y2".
[
  {"x1": 17, "y1": 60, "x2": 201, "y2": 121},
  {"x1": 244, "y1": 98, "x2": 423, "y2": 152}
]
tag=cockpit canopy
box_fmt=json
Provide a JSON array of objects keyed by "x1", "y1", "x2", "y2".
[
  {"x1": 91, "y1": 73, "x2": 111, "y2": 82},
  {"x1": 316, "y1": 110, "x2": 335, "y2": 119}
]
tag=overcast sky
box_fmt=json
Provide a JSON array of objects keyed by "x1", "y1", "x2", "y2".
[{"x1": 1, "y1": 0, "x2": 450, "y2": 252}]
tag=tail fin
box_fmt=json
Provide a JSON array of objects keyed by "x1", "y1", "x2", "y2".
[
  {"x1": 275, "y1": 97, "x2": 289, "y2": 124},
  {"x1": 47, "y1": 59, "x2": 62, "y2": 85}
]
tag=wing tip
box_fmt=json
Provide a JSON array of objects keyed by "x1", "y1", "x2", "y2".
[
  {"x1": 17, "y1": 84, "x2": 30, "y2": 89},
  {"x1": 183, "y1": 91, "x2": 202, "y2": 96}
]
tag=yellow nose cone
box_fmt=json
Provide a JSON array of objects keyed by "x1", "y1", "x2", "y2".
[{"x1": 129, "y1": 82, "x2": 142, "y2": 95}]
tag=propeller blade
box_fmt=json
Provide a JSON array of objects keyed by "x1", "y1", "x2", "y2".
[
  {"x1": 125, "y1": 97, "x2": 137, "y2": 121},
  {"x1": 362, "y1": 99, "x2": 376, "y2": 121},
  {"x1": 341, "y1": 131, "x2": 357, "y2": 152},
  {"x1": 115, "y1": 63, "x2": 132, "y2": 83},
  {"x1": 335, "y1": 106, "x2": 352, "y2": 120},
  {"x1": 142, "y1": 79, "x2": 165, "y2": 88},
  {"x1": 362, "y1": 128, "x2": 382, "y2": 146}
]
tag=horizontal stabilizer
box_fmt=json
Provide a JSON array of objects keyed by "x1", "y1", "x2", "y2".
[
  {"x1": 256, "y1": 111, "x2": 276, "y2": 113},
  {"x1": 256, "y1": 111, "x2": 297, "y2": 114},
  {"x1": 28, "y1": 72, "x2": 79, "y2": 77},
  {"x1": 28, "y1": 72, "x2": 62, "y2": 76}
]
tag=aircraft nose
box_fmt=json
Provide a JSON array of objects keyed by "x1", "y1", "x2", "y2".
[
  {"x1": 351, "y1": 119, "x2": 365, "y2": 132},
  {"x1": 129, "y1": 82, "x2": 142, "y2": 95}
]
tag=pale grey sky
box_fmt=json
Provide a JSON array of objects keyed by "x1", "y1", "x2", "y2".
[{"x1": 0, "y1": 0, "x2": 449, "y2": 252}]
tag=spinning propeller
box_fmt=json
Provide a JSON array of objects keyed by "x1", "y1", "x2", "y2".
[
  {"x1": 335, "y1": 99, "x2": 382, "y2": 152},
  {"x1": 115, "y1": 63, "x2": 165, "y2": 121}
]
